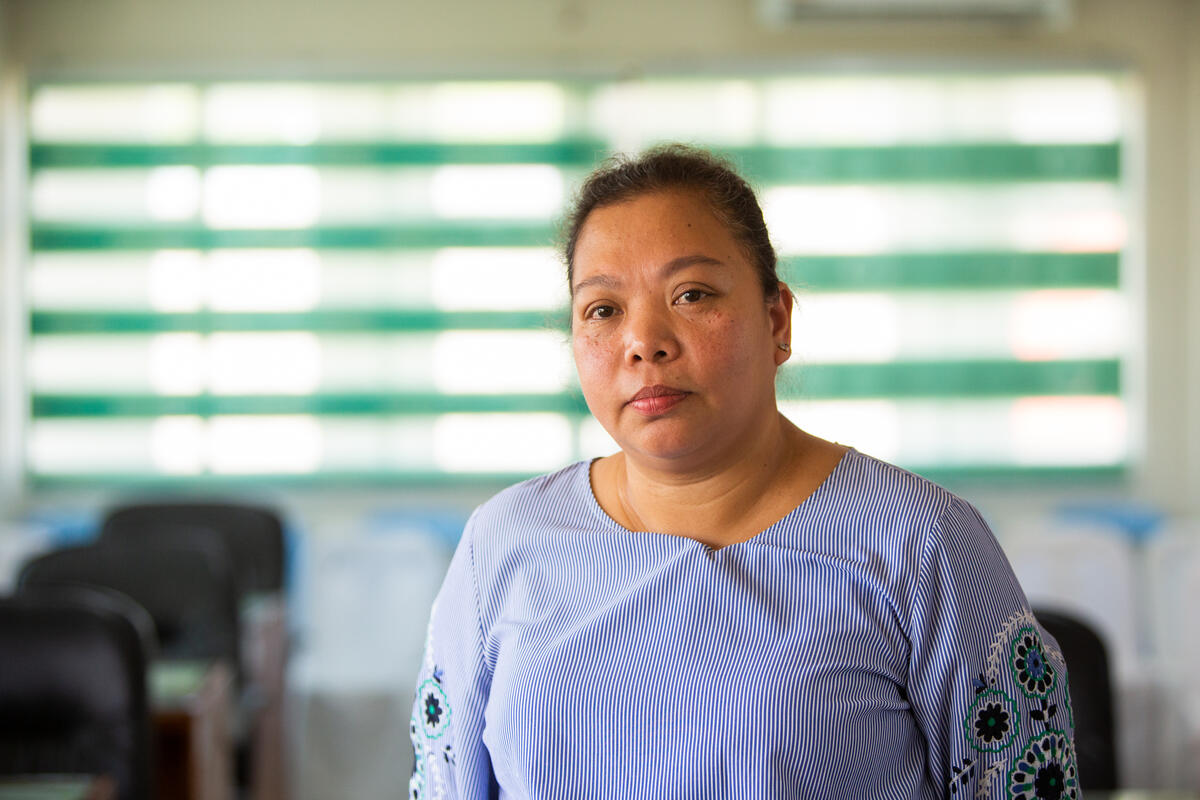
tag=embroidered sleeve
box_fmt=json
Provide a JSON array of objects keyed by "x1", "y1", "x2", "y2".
[
  {"x1": 409, "y1": 512, "x2": 496, "y2": 800},
  {"x1": 907, "y1": 498, "x2": 1080, "y2": 800}
]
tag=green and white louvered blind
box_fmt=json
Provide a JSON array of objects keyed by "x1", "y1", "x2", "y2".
[{"x1": 25, "y1": 74, "x2": 1131, "y2": 486}]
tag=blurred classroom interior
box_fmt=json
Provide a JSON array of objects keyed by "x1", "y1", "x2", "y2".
[{"x1": 0, "y1": 0, "x2": 1198, "y2": 797}]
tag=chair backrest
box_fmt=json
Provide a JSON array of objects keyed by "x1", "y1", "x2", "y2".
[
  {"x1": 19, "y1": 541, "x2": 241, "y2": 682},
  {"x1": 18, "y1": 583, "x2": 160, "y2": 665},
  {"x1": 102, "y1": 502, "x2": 285, "y2": 597},
  {"x1": 0, "y1": 592, "x2": 152, "y2": 800},
  {"x1": 1035, "y1": 607, "x2": 1117, "y2": 790}
]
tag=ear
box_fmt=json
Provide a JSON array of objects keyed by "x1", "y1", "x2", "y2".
[{"x1": 769, "y1": 281, "x2": 793, "y2": 367}]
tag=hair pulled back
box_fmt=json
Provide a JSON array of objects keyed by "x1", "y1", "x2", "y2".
[{"x1": 562, "y1": 144, "x2": 780, "y2": 299}]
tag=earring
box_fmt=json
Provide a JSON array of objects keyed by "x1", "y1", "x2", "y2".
[{"x1": 777, "y1": 343, "x2": 790, "y2": 352}]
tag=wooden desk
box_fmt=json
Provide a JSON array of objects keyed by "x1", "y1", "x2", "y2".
[
  {"x1": 151, "y1": 660, "x2": 234, "y2": 800},
  {"x1": 0, "y1": 776, "x2": 115, "y2": 800},
  {"x1": 241, "y1": 594, "x2": 288, "y2": 800}
]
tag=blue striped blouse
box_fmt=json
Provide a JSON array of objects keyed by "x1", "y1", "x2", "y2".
[{"x1": 409, "y1": 448, "x2": 1078, "y2": 799}]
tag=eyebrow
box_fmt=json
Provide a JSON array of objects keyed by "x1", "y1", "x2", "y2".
[{"x1": 571, "y1": 254, "x2": 726, "y2": 295}]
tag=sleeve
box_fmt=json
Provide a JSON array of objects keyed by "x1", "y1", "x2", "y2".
[
  {"x1": 409, "y1": 512, "x2": 497, "y2": 800},
  {"x1": 906, "y1": 497, "x2": 1080, "y2": 799}
]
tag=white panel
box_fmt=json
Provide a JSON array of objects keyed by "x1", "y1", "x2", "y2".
[
  {"x1": 203, "y1": 166, "x2": 321, "y2": 228},
  {"x1": 148, "y1": 250, "x2": 206, "y2": 312},
  {"x1": 429, "y1": 83, "x2": 566, "y2": 143},
  {"x1": 429, "y1": 165, "x2": 563, "y2": 219},
  {"x1": 29, "y1": 335, "x2": 158, "y2": 393},
  {"x1": 432, "y1": 331, "x2": 572, "y2": 394},
  {"x1": 590, "y1": 80, "x2": 759, "y2": 151},
  {"x1": 148, "y1": 333, "x2": 207, "y2": 395},
  {"x1": 150, "y1": 416, "x2": 207, "y2": 474},
  {"x1": 316, "y1": 334, "x2": 438, "y2": 392},
  {"x1": 764, "y1": 183, "x2": 1125, "y2": 255},
  {"x1": 204, "y1": 85, "x2": 321, "y2": 144},
  {"x1": 1009, "y1": 396, "x2": 1127, "y2": 465},
  {"x1": 789, "y1": 290, "x2": 1127, "y2": 362},
  {"x1": 433, "y1": 413, "x2": 572, "y2": 472},
  {"x1": 29, "y1": 419, "x2": 157, "y2": 473},
  {"x1": 781, "y1": 397, "x2": 1127, "y2": 468},
  {"x1": 31, "y1": 85, "x2": 200, "y2": 143},
  {"x1": 431, "y1": 247, "x2": 566, "y2": 311},
  {"x1": 32, "y1": 169, "x2": 160, "y2": 222},
  {"x1": 208, "y1": 415, "x2": 323, "y2": 473},
  {"x1": 208, "y1": 249, "x2": 321, "y2": 311},
  {"x1": 208, "y1": 333, "x2": 322, "y2": 395},
  {"x1": 30, "y1": 253, "x2": 158, "y2": 310}
]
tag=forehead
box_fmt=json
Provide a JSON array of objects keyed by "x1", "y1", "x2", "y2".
[{"x1": 571, "y1": 189, "x2": 745, "y2": 281}]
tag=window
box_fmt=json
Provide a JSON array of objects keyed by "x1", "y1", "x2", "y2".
[{"x1": 25, "y1": 72, "x2": 1132, "y2": 485}]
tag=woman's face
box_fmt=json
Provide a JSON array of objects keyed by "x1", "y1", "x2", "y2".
[{"x1": 570, "y1": 189, "x2": 792, "y2": 470}]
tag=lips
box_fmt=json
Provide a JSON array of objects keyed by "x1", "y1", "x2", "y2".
[{"x1": 626, "y1": 384, "x2": 690, "y2": 416}]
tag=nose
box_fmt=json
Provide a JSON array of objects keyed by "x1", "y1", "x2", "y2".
[{"x1": 624, "y1": 304, "x2": 680, "y2": 365}]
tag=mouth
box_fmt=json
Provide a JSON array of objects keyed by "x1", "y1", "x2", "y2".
[{"x1": 626, "y1": 384, "x2": 690, "y2": 416}]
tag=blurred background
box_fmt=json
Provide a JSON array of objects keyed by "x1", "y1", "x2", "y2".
[{"x1": 0, "y1": 0, "x2": 1196, "y2": 797}]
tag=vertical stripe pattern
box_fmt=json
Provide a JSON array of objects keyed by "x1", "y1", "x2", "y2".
[{"x1": 409, "y1": 449, "x2": 1078, "y2": 799}]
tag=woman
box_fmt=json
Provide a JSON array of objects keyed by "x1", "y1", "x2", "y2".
[{"x1": 410, "y1": 146, "x2": 1078, "y2": 799}]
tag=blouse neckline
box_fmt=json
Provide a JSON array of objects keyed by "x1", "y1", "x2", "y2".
[{"x1": 580, "y1": 446, "x2": 859, "y2": 553}]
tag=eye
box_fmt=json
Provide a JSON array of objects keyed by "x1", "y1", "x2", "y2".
[
  {"x1": 586, "y1": 304, "x2": 617, "y2": 320},
  {"x1": 676, "y1": 289, "x2": 709, "y2": 304}
]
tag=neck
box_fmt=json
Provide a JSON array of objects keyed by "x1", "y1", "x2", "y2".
[{"x1": 613, "y1": 413, "x2": 806, "y2": 543}]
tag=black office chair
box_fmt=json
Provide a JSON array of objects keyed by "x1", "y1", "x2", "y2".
[
  {"x1": 0, "y1": 590, "x2": 153, "y2": 800},
  {"x1": 17, "y1": 582, "x2": 159, "y2": 666},
  {"x1": 1035, "y1": 607, "x2": 1117, "y2": 790},
  {"x1": 101, "y1": 502, "x2": 286, "y2": 597},
  {"x1": 97, "y1": 508, "x2": 287, "y2": 798},
  {"x1": 19, "y1": 540, "x2": 241, "y2": 680}
]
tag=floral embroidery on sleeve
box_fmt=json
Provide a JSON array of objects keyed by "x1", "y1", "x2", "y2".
[
  {"x1": 964, "y1": 689, "x2": 1020, "y2": 752},
  {"x1": 1010, "y1": 626, "x2": 1057, "y2": 699},
  {"x1": 1007, "y1": 730, "x2": 1078, "y2": 800},
  {"x1": 411, "y1": 606, "x2": 458, "y2": 800},
  {"x1": 411, "y1": 665, "x2": 456, "y2": 800},
  {"x1": 410, "y1": 711, "x2": 427, "y2": 800},
  {"x1": 420, "y1": 674, "x2": 452, "y2": 739},
  {"x1": 948, "y1": 609, "x2": 1079, "y2": 800}
]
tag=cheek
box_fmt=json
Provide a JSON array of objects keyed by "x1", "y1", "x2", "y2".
[
  {"x1": 572, "y1": 332, "x2": 620, "y2": 384},
  {"x1": 690, "y1": 312, "x2": 754, "y2": 366}
]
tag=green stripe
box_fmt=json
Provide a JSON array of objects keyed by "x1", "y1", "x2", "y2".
[
  {"x1": 32, "y1": 392, "x2": 591, "y2": 418},
  {"x1": 30, "y1": 140, "x2": 608, "y2": 168},
  {"x1": 31, "y1": 360, "x2": 1118, "y2": 418},
  {"x1": 31, "y1": 222, "x2": 558, "y2": 251},
  {"x1": 25, "y1": 463, "x2": 1126, "y2": 489},
  {"x1": 31, "y1": 142, "x2": 1119, "y2": 181},
  {"x1": 729, "y1": 143, "x2": 1120, "y2": 182},
  {"x1": 778, "y1": 359, "x2": 1119, "y2": 398},
  {"x1": 911, "y1": 463, "x2": 1126, "y2": 488},
  {"x1": 781, "y1": 252, "x2": 1120, "y2": 290},
  {"x1": 31, "y1": 309, "x2": 566, "y2": 334}
]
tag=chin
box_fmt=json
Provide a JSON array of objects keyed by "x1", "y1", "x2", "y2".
[{"x1": 621, "y1": 429, "x2": 711, "y2": 465}]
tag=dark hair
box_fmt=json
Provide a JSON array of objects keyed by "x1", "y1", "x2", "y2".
[{"x1": 562, "y1": 144, "x2": 780, "y2": 299}]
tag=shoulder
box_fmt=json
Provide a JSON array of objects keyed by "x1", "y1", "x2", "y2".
[
  {"x1": 459, "y1": 460, "x2": 598, "y2": 577},
  {"x1": 810, "y1": 450, "x2": 1003, "y2": 609},
  {"x1": 453, "y1": 461, "x2": 595, "y2": 641},
  {"x1": 824, "y1": 449, "x2": 988, "y2": 548},
  {"x1": 852, "y1": 453, "x2": 1003, "y2": 570},
  {"x1": 466, "y1": 460, "x2": 593, "y2": 540},
  {"x1": 837, "y1": 449, "x2": 959, "y2": 516}
]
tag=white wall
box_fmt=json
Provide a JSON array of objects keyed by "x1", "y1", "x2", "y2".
[
  {"x1": 0, "y1": 0, "x2": 1197, "y2": 516},
  {"x1": 0, "y1": 0, "x2": 28, "y2": 514},
  {"x1": 1187, "y1": 0, "x2": 1200, "y2": 518}
]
